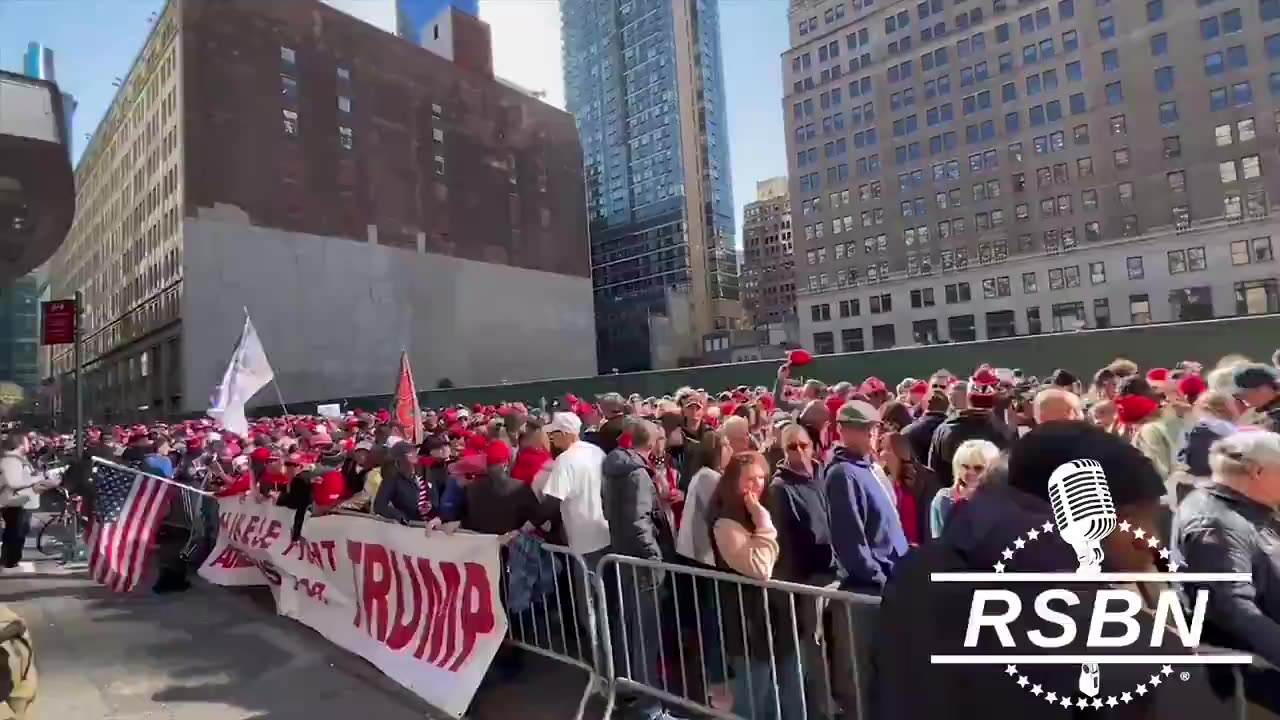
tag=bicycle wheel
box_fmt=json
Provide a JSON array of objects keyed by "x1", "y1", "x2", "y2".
[{"x1": 36, "y1": 514, "x2": 75, "y2": 558}]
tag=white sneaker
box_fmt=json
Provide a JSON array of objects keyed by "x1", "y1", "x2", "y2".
[{"x1": 0, "y1": 562, "x2": 36, "y2": 574}]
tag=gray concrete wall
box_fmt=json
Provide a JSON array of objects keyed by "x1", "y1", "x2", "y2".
[{"x1": 181, "y1": 209, "x2": 596, "y2": 412}]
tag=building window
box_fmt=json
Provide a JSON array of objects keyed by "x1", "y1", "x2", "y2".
[
  {"x1": 913, "y1": 319, "x2": 940, "y2": 345},
  {"x1": 872, "y1": 324, "x2": 896, "y2": 349},
  {"x1": 1126, "y1": 256, "x2": 1145, "y2": 280},
  {"x1": 811, "y1": 303, "x2": 832, "y2": 322},
  {"x1": 841, "y1": 328, "x2": 864, "y2": 352},
  {"x1": 1231, "y1": 236, "x2": 1274, "y2": 265},
  {"x1": 1130, "y1": 294, "x2": 1152, "y2": 324},
  {"x1": 1099, "y1": 17, "x2": 1116, "y2": 39},
  {"x1": 1164, "y1": 137, "x2": 1181, "y2": 158},
  {"x1": 434, "y1": 155, "x2": 446, "y2": 175},
  {"x1": 1237, "y1": 279, "x2": 1280, "y2": 314},
  {"x1": 1089, "y1": 261, "x2": 1106, "y2": 285},
  {"x1": 1093, "y1": 298, "x2": 1111, "y2": 328},
  {"x1": 1052, "y1": 301, "x2": 1086, "y2": 331},
  {"x1": 338, "y1": 95, "x2": 352, "y2": 113},
  {"x1": 1026, "y1": 306, "x2": 1042, "y2": 334},
  {"x1": 813, "y1": 331, "x2": 836, "y2": 354},
  {"x1": 1105, "y1": 82, "x2": 1123, "y2": 105},
  {"x1": 339, "y1": 126, "x2": 353, "y2": 149},
  {"x1": 983, "y1": 310, "x2": 1014, "y2": 338},
  {"x1": 1171, "y1": 286, "x2": 1214, "y2": 321},
  {"x1": 945, "y1": 282, "x2": 971, "y2": 304},
  {"x1": 910, "y1": 288, "x2": 936, "y2": 308},
  {"x1": 948, "y1": 314, "x2": 977, "y2": 342}
]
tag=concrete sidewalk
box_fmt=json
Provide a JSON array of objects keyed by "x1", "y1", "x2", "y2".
[
  {"x1": 0, "y1": 532, "x2": 439, "y2": 720},
  {"x1": 0, "y1": 526, "x2": 599, "y2": 720}
]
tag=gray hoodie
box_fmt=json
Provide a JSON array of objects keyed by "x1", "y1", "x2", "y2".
[{"x1": 0, "y1": 452, "x2": 41, "y2": 510}]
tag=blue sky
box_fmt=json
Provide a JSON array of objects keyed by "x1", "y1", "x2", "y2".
[{"x1": 0, "y1": 0, "x2": 789, "y2": 236}]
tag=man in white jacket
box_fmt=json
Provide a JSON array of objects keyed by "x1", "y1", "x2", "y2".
[{"x1": 0, "y1": 434, "x2": 52, "y2": 570}]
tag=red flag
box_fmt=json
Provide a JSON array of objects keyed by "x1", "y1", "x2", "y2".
[{"x1": 392, "y1": 350, "x2": 423, "y2": 445}]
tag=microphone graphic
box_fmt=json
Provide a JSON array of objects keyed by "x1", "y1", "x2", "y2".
[{"x1": 1047, "y1": 459, "x2": 1117, "y2": 698}]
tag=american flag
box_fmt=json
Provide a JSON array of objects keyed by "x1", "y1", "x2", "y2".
[{"x1": 87, "y1": 462, "x2": 176, "y2": 592}]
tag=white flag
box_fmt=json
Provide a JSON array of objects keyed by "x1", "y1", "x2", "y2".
[{"x1": 209, "y1": 315, "x2": 275, "y2": 436}]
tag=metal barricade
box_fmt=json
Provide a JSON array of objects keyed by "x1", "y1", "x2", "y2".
[
  {"x1": 592, "y1": 554, "x2": 881, "y2": 720},
  {"x1": 498, "y1": 540, "x2": 603, "y2": 720}
]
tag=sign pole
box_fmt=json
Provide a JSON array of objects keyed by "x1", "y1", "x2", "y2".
[{"x1": 74, "y1": 290, "x2": 83, "y2": 458}]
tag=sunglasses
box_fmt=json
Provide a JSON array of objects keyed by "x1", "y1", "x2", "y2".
[
  {"x1": 786, "y1": 442, "x2": 813, "y2": 452},
  {"x1": 960, "y1": 463, "x2": 986, "y2": 473}
]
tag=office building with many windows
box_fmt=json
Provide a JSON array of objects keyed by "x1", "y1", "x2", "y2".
[
  {"x1": 742, "y1": 177, "x2": 797, "y2": 327},
  {"x1": 787, "y1": 0, "x2": 1280, "y2": 355},
  {"x1": 563, "y1": 0, "x2": 741, "y2": 372},
  {"x1": 47, "y1": 0, "x2": 593, "y2": 422}
]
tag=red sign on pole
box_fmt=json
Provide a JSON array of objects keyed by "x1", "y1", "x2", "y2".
[{"x1": 41, "y1": 300, "x2": 77, "y2": 345}]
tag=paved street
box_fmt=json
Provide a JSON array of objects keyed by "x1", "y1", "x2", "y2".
[{"x1": 0, "y1": 521, "x2": 600, "y2": 720}]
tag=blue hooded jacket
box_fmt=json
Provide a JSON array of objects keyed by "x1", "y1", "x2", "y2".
[{"x1": 823, "y1": 446, "x2": 908, "y2": 592}]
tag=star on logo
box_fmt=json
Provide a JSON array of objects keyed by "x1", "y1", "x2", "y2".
[
  {"x1": 1045, "y1": 692, "x2": 1058, "y2": 703},
  {"x1": 1041, "y1": 521, "x2": 1054, "y2": 533},
  {"x1": 1006, "y1": 665, "x2": 1018, "y2": 676},
  {"x1": 1017, "y1": 675, "x2": 1029, "y2": 687},
  {"x1": 994, "y1": 561, "x2": 1006, "y2": 573},
  {"x1": 1014, "y1": 537, "x2": 1027, "y2": 549},
  {"x1": 1159, "y1": 548, "x2": 1171, "y2": 560},
  {"x1": 1060, "y1": 696, "x2": 1073, "y2": 709},
  {"x1": 1168, "y1": 560, "x2": 1181, "y2": 571},
  {"x1": 1121, "y1": 692, "x2": 1133, "y2": 704},
  {"x1": 1161, "y1": 665, "x2": 1173, "y2": 676},
  {"x1": 1146, "y1": 535, "x2": 1160, "y2": 548},
  {"x1": 1106, "y1": 696, "x2": 1119, "y2": 708},
  {"x1": 1031, "y1": 684, "x2": 1043, "y2": 697},
  {"x1": 1133, "y1": 527, "x2": 1147, "y2": 540},
  {"x1": 1002, "y1": 548, "x2": 1015, "y2": 560},
  {"x1": 1076, "y1": 697, "x2": 1089, "y2": 709},
  {"x1": 1092, "y1": 698, "x2": 1103, "y2": 709},
  {"x1": 1136, "y1": 685, "x2": 1148, "y2": 696},
  {"x1": 1027, "y1": 528, "x2": 1040, "y2": 541},
  {"x1": 1119, "y1": 520, "x2": 1132, "y2": 532},
  {"x1": 1150, "y1": 675, "x2": 1162, "y2": 687}
]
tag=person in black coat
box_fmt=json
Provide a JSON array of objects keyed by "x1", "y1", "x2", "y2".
[
  {"x1": 877, "y1": 422, "x2": 1238, "y2": 720},
  {"x1": 928, "y1": 370, "x2": 1014, "y2": 487},
  {"x1": 373, "y1": 442, "x2": 437, "y2": 524},
  {"x1": 599, "y1": 419, "x2": 684, "y2": 720},
  {"x1": 904, "y1": 390, "x2": 950, "y2": 465},
  {"x1": 461, "y1": 441, "x2": 539, "y2": 536}
]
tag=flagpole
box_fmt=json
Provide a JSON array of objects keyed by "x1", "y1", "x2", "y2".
[
  {"x1": 91, "y1": 456, "x2": 216, "y2": 497},
  {"x1": 242, "y1": 307, "x2": 289, "y2": 416}
]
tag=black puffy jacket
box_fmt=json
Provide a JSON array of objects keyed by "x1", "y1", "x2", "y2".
[{"x1": 601, "y1": 448, "x2": 675, "y2": 561}]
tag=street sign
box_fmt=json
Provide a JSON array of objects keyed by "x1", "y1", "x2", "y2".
[{"x1": 41, "y1": 299, "x2": 76, "y2": 345}]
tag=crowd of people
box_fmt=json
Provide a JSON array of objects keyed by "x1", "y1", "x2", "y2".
[{"x1": 5, "y1": 349, "x2": 1280, "y2": 718}]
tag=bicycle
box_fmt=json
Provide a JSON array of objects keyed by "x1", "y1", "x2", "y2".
[{"x1": 36, "y1": 486, "x2": 89, "y2": 562}]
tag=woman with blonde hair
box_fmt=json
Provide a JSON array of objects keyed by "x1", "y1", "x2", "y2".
[{"x1": 929, "y1": 439, "x2": 1000, "y2": 538}]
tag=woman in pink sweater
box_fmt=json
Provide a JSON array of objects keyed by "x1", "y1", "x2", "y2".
[{"x1": 708, "y1": 452, "x2": 803, "y2": 720}]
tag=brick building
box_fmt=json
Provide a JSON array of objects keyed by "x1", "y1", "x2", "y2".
[{"x1": 48, "y1": 0, "x2": 594, "y2": 422}]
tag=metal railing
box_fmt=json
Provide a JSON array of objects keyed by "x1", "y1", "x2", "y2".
[
  {"x1": 591, "y1": 554, "x2": 882, "y2": 720},
  {"x1": 497, "y1": 541, "x2": 603, "y2": 720}
]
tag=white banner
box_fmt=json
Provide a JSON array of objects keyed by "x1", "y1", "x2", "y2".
[{"x1": 199, "y1": 498, "x2": 506, "y2": 717}]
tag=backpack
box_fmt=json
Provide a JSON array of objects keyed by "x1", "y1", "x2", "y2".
[{"x1": 0, "y1": 605, "x2": 35, "y2": 720}]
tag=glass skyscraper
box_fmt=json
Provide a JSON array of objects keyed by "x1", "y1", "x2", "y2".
[{"x1": 562, "y1": 0, "x2": 740, "y2": 372}]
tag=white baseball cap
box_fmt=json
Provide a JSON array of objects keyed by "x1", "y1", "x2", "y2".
[{"x1": 545, "y1": 412, "x2": 583, "y2": 435}]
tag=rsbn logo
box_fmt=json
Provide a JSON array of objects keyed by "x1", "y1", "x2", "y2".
[{"x1": 930, "y1": 460, "x2": 1252, "y2": 710}]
